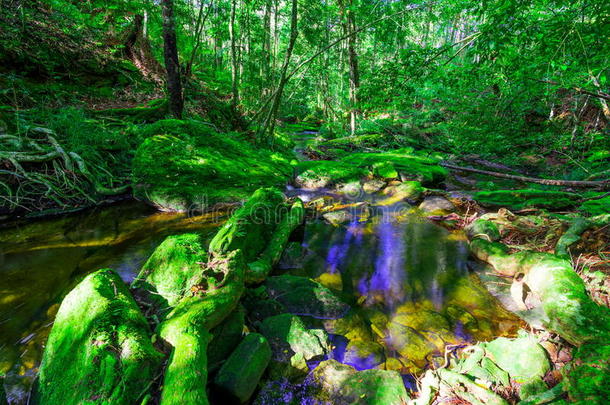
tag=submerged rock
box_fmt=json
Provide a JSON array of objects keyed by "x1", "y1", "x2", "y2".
[
  {"x1": 313, "y1": 359, "x2": 410, "y2": 404},
  {"x1": 362, "y1": 178, "x2": 386, "y2": 194},
  {"x1": 265, "y1": 275, "x2": 351, "y2": 319},
  {"x1": 35, "y1": 269, "x2": 163, "y2": 405},
  {"x1": 322, "y1": 210, "x2": 352, "y2": 226},
  {"x1": 343, "y1": 339, "x2": 385, "y2": 370},
  {"x1": 214, "y1": 333, "x2": 272, "y2": 403}
]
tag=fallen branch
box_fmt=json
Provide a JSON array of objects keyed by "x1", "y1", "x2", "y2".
[{"x1": 441, "y1": 162, "x2": 610, "y2": 189}]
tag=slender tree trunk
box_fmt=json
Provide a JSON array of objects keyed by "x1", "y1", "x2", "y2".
[
  {"x1": 339, "y1": 0, "x2": 360, "y2": 135},
  {"x1": 229, "y1": 0, "x2": 239, "y2": 108},
  {"x1": 161, "y1": 0, "x2": 183, "y2": 118},
  {"x1": 259, "y1": 0, "x2": 298, "y2": 142}
]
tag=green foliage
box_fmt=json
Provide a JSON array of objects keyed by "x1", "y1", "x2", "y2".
[{"x1": 132, "y1": 120, "x2": 292, "y2": 211}]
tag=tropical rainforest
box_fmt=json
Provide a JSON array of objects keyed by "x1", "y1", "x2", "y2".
[{"x1": 0, "y1": 0, "x2": 609, "y2": 404}]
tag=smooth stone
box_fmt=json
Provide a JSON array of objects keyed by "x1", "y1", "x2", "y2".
[
  {"x1": 343, "y1": 339, "x2": 385, "y2": 370},
  {"x1": 419, "y1": 196, "x2": 455, "y2": 214}
]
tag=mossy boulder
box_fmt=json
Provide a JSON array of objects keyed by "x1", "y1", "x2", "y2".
[
  {"x1": 131, "y1": 232, "x2": 208, "y2": 317},
  {"x1": 264, "y1": 275, "x2": 351, "y2": 319},
  {"x1": 207, "y1": 306, "x2": 246, "y2": 372},
  {"x1": 313, "y1": 359, "x2": 410, "y2": 404},
  {"x1": 132, "y1": 120, "x2": 292, "y2": 211},
  {"x1": 564, "y1": 343, "x2": 610, "y2": 402},
  {"x1": 473, "y1": 189, "x2": 581, "y2": 211},
  {"x1": 213, "y1": 333, "x2": 272, "y2": 403},
  {"x1": 578, "y1": 194, "x2": 610, "y2": 216},
  {"x1": 295, "y1": 160, "x2": 368, "y2": 189},
  {"x1": 482, "y1": 334, "x2": 550, "y2": 383},
  {"x1": 35, "y1": 269, "x2": 162, "y2": 405},
  {"x1": 209, "y1": 188, "x2": 287, "y2": 263},
  {"x1": 340, "y1": 149, "x2": 447, "y2": 185},
  {"x1": 259, "y1": 314, "x2": 329, "y2": 364}
]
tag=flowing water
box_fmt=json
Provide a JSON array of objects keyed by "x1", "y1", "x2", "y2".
[{"x1": 0, "y1": 135, "x2": 522, "y2": 403}]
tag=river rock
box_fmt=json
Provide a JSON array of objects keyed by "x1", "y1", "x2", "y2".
[
  {"x1": 322, "y1": 210, "x2": 352, "y2": 225},
  {"x1": 419, "y1": 196, "x2": 455, "y2": 215},
  {"x1": 387, "y1": 321, "x2": 437, "y2": 368},
  {"x1": 362, "y1": 178, "x2": 386, "y2": 193},
  {"x1": 482, "y1": 334, "x2": 551, "y2": 383},
  {"x1": 313, "y1": 359, "x2": 410, "y2": 404},
  {"x1": 260, "y1": 314, "x2": 329, "y2": 363},
  {"x1": 372, "y1": 162, "x2": 398, "y2": 179},
  {"x1": 265, "y1": 275, "x2": 350, "y2": 319},
  {"x1": 343, "y1": 339, "x2": 385, "y2": 370},
  {"x1": 35, "y1": 269, "x2": 162, "y2": 405},
  {"x1": 214, "y1": 333, "x2": 272, "y2": 403}
]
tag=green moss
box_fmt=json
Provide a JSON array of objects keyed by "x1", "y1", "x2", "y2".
[
  {"x1": 207, "y1": 306, "x2": 246, "y2": 372},
  {"x1": 578, "y1": 195, "x2": 610, "y2": 216},
  {"x1": 213, "y1": 333, "x2": 272, "y2": 403},
  {"x1": 473, "y1": 189, "x2": 581, "y2": 211},
  {"x1": 564, "y1": 343, "x2": 610, "y2": 402},
  {"x1": 247, "y1": 199, "x2": 305, "y2": 284},
  {"x1": 158, "y1": 249, "x2": 246, "y2": 405},
  {"x1": 35, "y1": 269, "x2": 162, "y2": 405},
  {"x1": 482, "y1": 334, "x2": 550, "y2": 383},
  {"x1": 91, "y1": 99, "x2": 168, "y2": 123},
  {"x1": 131, "y1": 233, "x2": 208, "y2": 316},
  {"x1": 340, "y1": 149, "x2": 447, "y2": 185},
  {"x1": 295, "y1": 160, "x2": 369, "y2": 188},
  {"x1": 208, "y1": 188, "x2": 287, "y2": 263},
  {"x1": 132, "y1": 120, "x2": 292, "y2": 211}
]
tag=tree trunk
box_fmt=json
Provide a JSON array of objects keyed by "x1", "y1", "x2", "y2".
[
  {"x1": 123, "y1": 14, "x2": 164, "y2": 82},
  {"x1": 339, "y1": 0, "x2": 360, "y2": 135},
  {"x1": 161, "y1": 0, "x2": 184, "y2": 119},
  {"x1": 229, "y1": 0, "x2": 239, "y2": 108},
  {"x1": 259, "y1": 0, "x2": 298, "y2": 142}
]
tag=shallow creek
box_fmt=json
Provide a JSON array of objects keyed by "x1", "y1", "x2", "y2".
[{"x1": 0, "y1": 189, "x2": 522, "y2": 404}]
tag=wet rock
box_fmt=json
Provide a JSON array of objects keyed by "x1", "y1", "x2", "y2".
[
  {"x1": 482, "y1": 334, "x2": 551, "y2": 383},
  {"x1": 362, "y1": 178, "x2": 386, "y2": 194},
  {"x1": 313, "y1": 359, "x2": 410, "y2": 404},
  {"x1": 343, "y1": 339, "x2": 385, "y2": 370},
  {"x1": 265, "y1": 275, "x2": 350, "y2": 319},
  {"x1": 259, "y1": 314, "x2": 329, "y2": 363},
  {"x1": 322, "y1": 210, "x2": 352, "y2": 226},
  {"x1": 336, "y1": 181, "x2": 362, "y2": 197},
  {"x1": 377, "y1": 181, "x2": 424, "y2": 205},
  {"x1": 208, "y1": 306, "x2": 245, "y2": 372},
  {"x1": 387, "y1": 321, "x2": 437, "y2": 368},
  {"x1": 323, "y1": 309, "x2": 373, "y2": 341},
  {"x1": 34, "y1": 269, "x2": 163, "y2": 405},
  {"x1": 214, "y1": 333, "x2": 272, "y2": 404},
  {"x1": 278, "y1": 242, "x2": 304, "y2": 270},
  {"x1": 419, "y1": 196, "x2": 455, "y2": 215}
]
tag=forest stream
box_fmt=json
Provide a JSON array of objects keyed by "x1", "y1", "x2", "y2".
[{"x1": 0, "y1": 135, "x2": 523, "y2": 403}]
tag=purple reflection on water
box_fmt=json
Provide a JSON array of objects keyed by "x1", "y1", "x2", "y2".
[
  {"x1": 359, "y1": 208, "x2": 406, "y2": 309},
  {"x1": 454, "y1": 320, "x2": 472, "y2": 342},
  {"x1": 325, "y1": 217, "x2": 361, "y2": 273}
]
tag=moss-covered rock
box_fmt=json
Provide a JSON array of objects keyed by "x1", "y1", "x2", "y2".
[
  {"x1": 264, "y1": 275, "x2": 351, "y2": 319},
  {"x1": 158, "y1": 249, "x2": 246, "y2": 405},
  {"x1": 473, "y1": 189, "x2": 581, "y2": 211},
  {"x1": 132, "y1": 120, "x2": 292, "y2": 211},
  {"x1": 482, "y1": 334, "x2": 550, "y2": 383},
  {"x1": 131, "y1": 232, "x2": 208, "y2": 317},
  {"x1": 247, "y1": 199, "x2": 305, "y2": 284},
  {"x1": 213, "y1": 333, "x2": 272, "y2": 403},
  {"x1": 564, "y1": 343, "x2": 610, "y2": 402},
  {"x1": 91, "y1": 98, "x2": 168, "y2": 123},
  {"x1": 259, "y1": 314, "x2": 329, "y2": 363},
  {"x1": 295, "y1": 160, "x2": 368, "y2": 189},
  {"x1": 578, "y1": 194, "x2": 610, "y2": 216},
  {"x1": 209, "y1": 188, "x2": 286, "y2": 263},
  {"x1": 313, "y1": 359, "x2": 410, "y2": 404},
  {"x1": 207, "y1": 306, "x2": 246, "y2": 372},
  {"x1": 35, "y1": 269, "x2": 162, "y2": 405}
]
